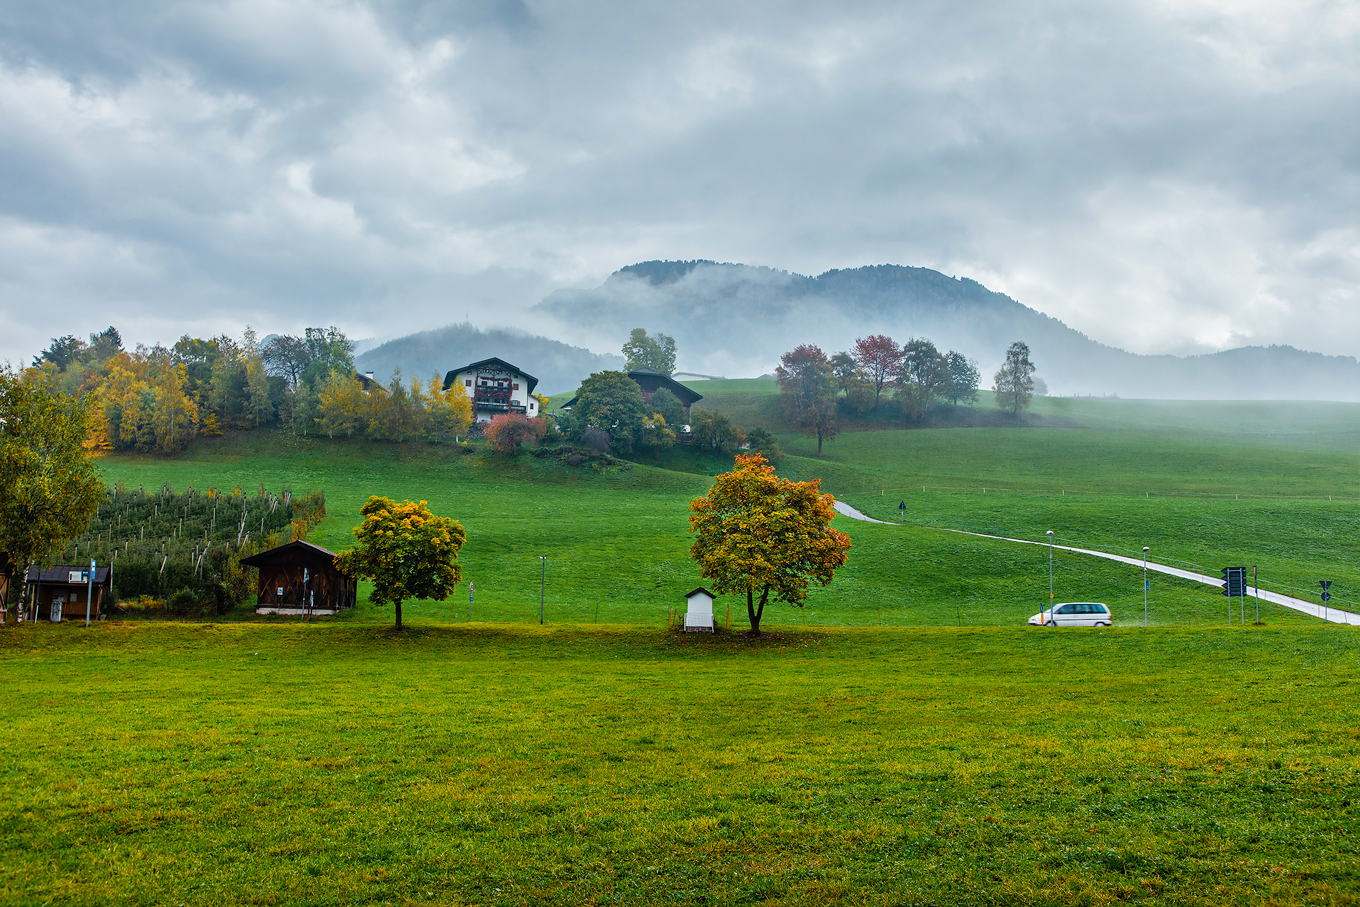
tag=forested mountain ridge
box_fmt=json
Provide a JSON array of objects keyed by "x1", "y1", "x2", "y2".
[
  {"x1": 535, "y1": 261, "x2": 1360, "y2": 401},
  {"x1": 356, "y1": 323, "x2": 623, "y2": 395}
]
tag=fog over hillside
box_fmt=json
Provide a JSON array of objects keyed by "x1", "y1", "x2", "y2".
[
  {"x1": 356, "y1": 323, "x2": 622, "y2": 396},
  {"x1": 534, "y1": 262, "x2": 1360, "y2": 401}
]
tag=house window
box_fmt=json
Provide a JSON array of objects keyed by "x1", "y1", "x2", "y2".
[
  {"x1": 465, "y1": 380, "x2": 472, "y2": 387},
  {"x1": 513, "y1": 383, "x2": 519, "y2": 390}
]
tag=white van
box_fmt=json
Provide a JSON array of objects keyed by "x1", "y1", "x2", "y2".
[{"x1": 1028, "y1": 602, "x2": 1113, "y2": 627}]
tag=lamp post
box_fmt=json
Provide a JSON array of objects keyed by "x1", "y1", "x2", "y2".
[
  {"x1": 1143, "y1": 547, "x2": 1150, "y2": 628},
  {"x1": 1046, "y1": 530, "x2": 1054, "y2": 624},
  {"x1": 539, "y1": 556, "x2": 546, "y2": 625}
]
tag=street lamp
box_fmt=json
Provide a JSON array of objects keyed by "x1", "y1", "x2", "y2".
[
  {"x1": 539, "y1": 556, "x2": 546, "y2": 625},
  {"x1": 1046, "y1": 530, "x2": 1054, "y2": 624},
  {"x1": 1143, "y1": 547, "x2": 1150, "y2": 628}
]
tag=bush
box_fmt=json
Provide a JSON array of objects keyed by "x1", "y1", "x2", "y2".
[
  {"x1": 484, "y1": 413, "x2": 546, "y2": 453},
  {"x1": 744, "y1": 427, "x2": 784, "y2": 461},
  {"x1": 580, "y1": 427, "x2": 612, "y2": 454}
]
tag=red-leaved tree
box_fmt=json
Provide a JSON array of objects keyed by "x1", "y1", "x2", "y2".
[
  {"x1": 775, "y1": 344, "x2": 837, "y2": 456},
  {"x1": 852, "y1": 334, "x2": 904, "y2": 409},
  {"x1": 484, "y1": 412, "x2": 546, "y2": 452}
]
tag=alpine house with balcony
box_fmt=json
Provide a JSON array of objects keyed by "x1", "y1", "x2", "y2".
[{"x1": 442, "y1": 357, "x2": 540, "y2": 424}]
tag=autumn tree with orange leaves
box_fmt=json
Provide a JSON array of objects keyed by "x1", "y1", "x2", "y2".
[{"x1": 688, "y1": 454, "x2": 851, "y2": 635}]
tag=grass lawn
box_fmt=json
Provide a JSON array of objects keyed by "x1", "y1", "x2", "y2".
[{"x1": 2, "y1": 623, "x2": 1356, "y2": 906}]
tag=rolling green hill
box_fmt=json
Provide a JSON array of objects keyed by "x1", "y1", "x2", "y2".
[
  {"x1": 9, "y1": 389, "x2": 1359, "y2": 906},
  {"x1": 90, "y1": 385, "x2": 1360, "y2": 627}
]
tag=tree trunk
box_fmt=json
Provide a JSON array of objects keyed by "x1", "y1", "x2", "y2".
[
  {"x1": 747, "y1": 584, "x2": 769, "y2": 635},
  {"x1": 816, "y1": 429, "x2": 823, "y2": 457},
  {"x1": 394, "y1": 599, "x2": 403, "y2": 630}
]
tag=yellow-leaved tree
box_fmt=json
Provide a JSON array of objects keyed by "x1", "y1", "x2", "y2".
[
  {"x1": 335, "y1": 497, "x2": 465, "y2": 630},
  {"x1": 316, "y1": 371, "x2": 366, "y2": 438},
  {"x1": 425, "y1": 374, "x2": 473, "y2": 441},
  {"x1": 688, "y1": 453, "x2": 851, "y2": 635}
]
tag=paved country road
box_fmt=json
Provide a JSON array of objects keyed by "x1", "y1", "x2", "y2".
[{"x1": 832, "y1": 501, "x2": 1360, "y2": 626}]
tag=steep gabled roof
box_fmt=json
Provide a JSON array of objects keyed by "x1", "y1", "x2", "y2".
[
  {"x1": 628, "y1": 369, "x2": 704, "y2": 407},
  {"x1": 442, "y1": 357, "x2": 539, "y2": 394},
  {"x1": 239, "y1": 539, "x2": 341, "y2": 568},
  {"x1": 561, "y1": 370, "x2": 705, "y2": 411}
]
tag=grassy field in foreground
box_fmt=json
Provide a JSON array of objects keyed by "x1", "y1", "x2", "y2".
[{"x1": 1, "y1": 623, "x2": 1356, "y2": 906}]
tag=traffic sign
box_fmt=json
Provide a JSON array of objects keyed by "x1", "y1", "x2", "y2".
[
  {"x1": 1221, "y1": 567, "x2": 1246, "y2": 597},
  {"x1": 1320, "y1": 580, "x2": 1332, "y2": 602}
]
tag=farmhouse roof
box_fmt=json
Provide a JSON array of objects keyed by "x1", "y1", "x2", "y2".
[
  {"x1": 25, "y1": 565, "x2": 112, "y2": 585},
  {"x1": 441, "y1": 357, "x2": 539, "y2": 394},
  {"x1": 239, "y1": 539, "x2": 341, "y2": 568},
  {"x1": 561, "y1": 370, "x2": 704, "y2": 410},
  {"x1": 684, "y1": 587, "x2": 716, "y2": 599},
  {"x1": 628, "y1": 369, "x2": 704, "y2": 407}
]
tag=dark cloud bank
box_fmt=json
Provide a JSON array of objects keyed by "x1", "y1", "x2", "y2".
[{"x1": 2, "y1": 1, "x2": 1358, "y2": 397}]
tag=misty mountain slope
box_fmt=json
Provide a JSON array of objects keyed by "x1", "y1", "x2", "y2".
[
  {"x1": 535, "y1": 262, "x2": 1360, "y2": 400},
  {"x1": 355, "y1": 323, "x2": 623, "y2": 395}
]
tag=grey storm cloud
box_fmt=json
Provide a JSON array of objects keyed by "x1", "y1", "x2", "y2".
[{"x1": 1, "y1": 0, "x2": 1357, "y2": 368}]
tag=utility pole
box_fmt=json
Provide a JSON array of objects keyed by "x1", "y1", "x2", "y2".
[{"x1": 539, "y1": 557, "x2": 546, "y2": 625}]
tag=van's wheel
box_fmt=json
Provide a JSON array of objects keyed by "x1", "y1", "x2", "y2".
[{"x1": 1095, "y1": 621, "x2": 1108, "y2": 627}]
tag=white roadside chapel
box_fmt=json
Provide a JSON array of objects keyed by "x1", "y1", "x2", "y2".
[{"x1": 683, "y1": 587, "x2": 716, "y2": 632}]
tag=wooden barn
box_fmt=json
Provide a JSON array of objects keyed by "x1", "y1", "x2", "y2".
[
  {"x1": 240, "y1": 540, "x2": 357, "y2": 615},
  {"x1": 626, "y1": 368, "x2": 704, "y2": 421},
  {"x1": 22, "y1": 565, "x2": 112, "y2": 622},
  {"x1": 562, "y1": 369, "x2": 705, "y2": 425}
]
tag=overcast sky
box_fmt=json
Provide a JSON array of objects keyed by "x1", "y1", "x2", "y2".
[{"x1": 2, "y1": 0, "x2": 1357, "y2": 367}]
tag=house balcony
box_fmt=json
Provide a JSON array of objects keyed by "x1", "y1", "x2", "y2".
[{"x1": 474, "y1": 401, "x2": 528, "y2": 415}]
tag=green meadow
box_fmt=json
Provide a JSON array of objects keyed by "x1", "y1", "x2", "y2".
[
  {"x1": 4, "y1": 389, "x2": 1359, "y2": 905},
  {"x1": 90, "y1": 390, "x2": 1360, "y2": 627},
  {"x1": 2, "y1": 624, "x2": 1357, "y2": 906}
]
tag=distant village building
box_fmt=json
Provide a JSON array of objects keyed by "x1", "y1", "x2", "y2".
[
  {"x1": 240, "y1": 540, "x2": 357, "y2": 616},
  {"x1": 683, "y1": 586, "x2": 716, "y2": 633},
  {"x1": 627, "y1": 369, "x2": 704, "y2": 422},
  {"x1": 442, "y1": 357, "x2": 541, "y2": 424},
  {"x1": 561, "y1": 369, "x2": 704, "y2": 424},
  {"x1": 22, "y1": 565, "x2": 112, "y2": 622}
]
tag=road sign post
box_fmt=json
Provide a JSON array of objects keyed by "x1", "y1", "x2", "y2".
[
  {"x1": 1320, "y1": 580, "x2": 1331, "y2": 622},
  {"x1": 898, "y1": 501, "x2": 905, "y2": 523},
  {"x1": 1221, "y1": 567, "x2": 1247, "y2": 626},
  {"x1": 84, "y1": 559, "x2": 94, "y2": 627}
]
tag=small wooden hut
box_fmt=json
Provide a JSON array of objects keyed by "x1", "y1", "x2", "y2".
[
  {"x1": 23, "y1": 565, "x2": 112, "y2": 622},
  {"x1": 240, "y1": 540, "x2": 356, "y2": 615}
]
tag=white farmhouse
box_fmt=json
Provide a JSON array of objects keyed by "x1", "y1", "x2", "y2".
[{"x1": 442, "y1": 357, "x2": 541, "y2": 424}]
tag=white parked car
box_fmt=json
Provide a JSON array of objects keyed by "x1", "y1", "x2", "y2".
[{"x1": 1029, "y1": 602, "x2": 1113, "y2": 627}]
